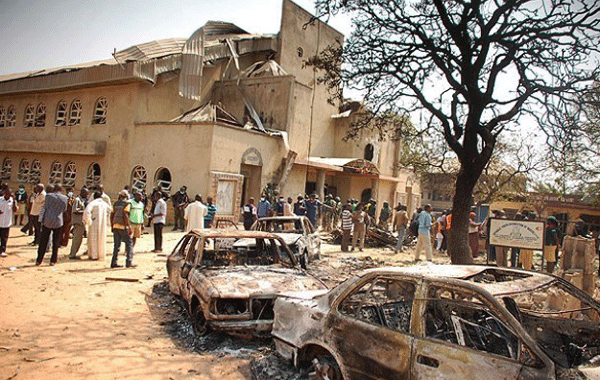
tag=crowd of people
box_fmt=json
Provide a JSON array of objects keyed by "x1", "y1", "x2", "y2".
[{"x1": 0, "y1": 181, "x2": 219, "y2": 268}]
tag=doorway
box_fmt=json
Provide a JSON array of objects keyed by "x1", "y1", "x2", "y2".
[{"x1": 240, "y1": 163, "x2": 261, "y2": 206}]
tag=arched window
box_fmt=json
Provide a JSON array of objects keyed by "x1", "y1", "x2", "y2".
[
  {"x1": 1, "y1": 157, "x2": 11, "y2": 180},
  {"x1": 29, "y1": 159, "x2": 41, "y2": 184},
  {"x1": 49, "y1": 161, "x2": 63, "y2": 184},
  {"x1": 18, "y1": 159, "x2": 30, "y2": 183},
  {"x1": 361, "y1": 188, "x2": 372, "y2": 204},
  {"x1": 154, "y1": 167, "x2": 172, "y2": 192},
  {"x1": 7, "y1": 106, "x2": 16, "y2": 128},
  {"x1": 131, "y1": 165, "x2": 147, "y2": 191},
  {"x1": 0, "y1": 106, "x2": 5, "y2": 128},
  {"x1": 86, "y1": 163, "x2": 101, "y2": 190},
  {"x1": 35, "y1": 103, "x2": 46, "y2": 127},
  {"x1": 364, "y1": 143, "x2": 374, "y2": 161},
  {"x1": 68, "y1": 99, "x2": 82, "y2": 126},
  {"x1": 63, "y1": 161, "x2": 76, "y2": 187},
  {"x1": 24, "y1": 104, "x2": 35, "y2": 127},
  {"x1": 92, "y1": 97, "x2": 107, "y2": 125},
  {"x1": 55, "y1": 100, "x2": 67, "y2": 126}
]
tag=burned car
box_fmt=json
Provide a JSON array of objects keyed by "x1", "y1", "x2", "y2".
[
  {"x1": 273, "y1": 265, "x2": 600, "y2": 380},
  {"x1": 251, "y1": 216, "x2": 321, "y2": 268},
  {"x1": 166, "y1": 229, "x2": 327, "y2": 338}
]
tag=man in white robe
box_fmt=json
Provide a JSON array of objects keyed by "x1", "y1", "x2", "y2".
[
  {"x1": 184, "y1": 195, "x2": 207, "y2": 232},
  {"x1": 84, "y1": 192, "x2": 110, "y2": 260}
]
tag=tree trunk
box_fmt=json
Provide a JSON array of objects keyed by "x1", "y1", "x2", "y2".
[{"x1": 448, "y1": 168, "x2": 479, "y2": 264}]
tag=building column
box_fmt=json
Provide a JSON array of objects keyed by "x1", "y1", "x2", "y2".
[
  {"x1": 316, "y1": 170, "x2": 325, "y2": 201},
  {"x1": 371, "y1": 177, "x2": 379, "y2": 201}
]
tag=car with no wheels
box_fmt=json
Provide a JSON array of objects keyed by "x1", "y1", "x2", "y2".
[
  {"x1": 251, "y1": 216, "x2": 321, "y2": 269},
  {"x1": 166, "y1": 229, "x2": 327, "y2": 338},
  {"x1": 273, "y1": 265, "x2": 600, "y2": 380}
]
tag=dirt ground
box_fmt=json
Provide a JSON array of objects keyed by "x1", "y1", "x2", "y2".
[{"x1": 0, "y1": 224, "x2": 455, "y2": 380}]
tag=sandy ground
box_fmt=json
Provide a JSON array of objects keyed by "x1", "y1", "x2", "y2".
[{"x1": 0, "y1": 225, "x2": 449, "y2": 380}]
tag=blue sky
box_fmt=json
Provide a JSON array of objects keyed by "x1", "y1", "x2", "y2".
[{"x1": 0, "y1": 0, "x2": 349, "y2": 76}]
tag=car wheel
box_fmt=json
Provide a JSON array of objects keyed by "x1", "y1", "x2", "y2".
[
  {"x1": 309, "y1": 355, "x2": 343, "y2": 380},
  {"x1": 191, "y1": 304, "x2": 209, "y2": 336}
]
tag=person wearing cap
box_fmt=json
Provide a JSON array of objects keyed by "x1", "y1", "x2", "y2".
[
  {"x1": 13, "y1": 184, "x2": 27, "y2": 226},
  {"x1": 242, "y1": 197, "x2": 257, "y2": 230},
  {"x1": 110, "y1": 190, "x2": 134, "y2": 268},
  {"x1": 172, "y1": 186, "x2": 189, "y2": 231},
  {"x1": 544, "y1": 216, "x2": 561, "y2": 273},
  {"x1": 378, "y1": 201, "x2": 392, "y2": 230}
]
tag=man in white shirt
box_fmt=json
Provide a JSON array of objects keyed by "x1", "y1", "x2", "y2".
[
  {"x1": 29, "y1": 183, "x2": 46, "y2": 245},
  {"x1": 152, "y1": 191, "x2": 167, "y2": 252},
  {"x1": 0, "y1": 188, "x2": 18, "y2": 257},
  {"x1": 184, "y1": 195, "x2": 207, "y2": 232}
]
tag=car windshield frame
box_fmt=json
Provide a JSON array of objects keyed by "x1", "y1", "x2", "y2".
[
  {"x1": 196, "y1": 235, "x2": 296, "y2": 269},
  {"x1": 255, "y1": 218, "x2": 306, "y2": 234}
]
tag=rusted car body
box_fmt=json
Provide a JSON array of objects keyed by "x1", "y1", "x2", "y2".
[
  {"x1": 166, "y1": 229, "x2": 327, "y2": 338},
  {"x1": 272, "y1": 265, "x2": 600, "y2": 380},
  {"x1": 251, "y1": 216, "x2": 321, "y2": 268}
]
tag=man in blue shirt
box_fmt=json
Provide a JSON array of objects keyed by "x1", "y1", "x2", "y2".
[
  {"x1": 304, "y1": 194, "x2": 322, "y2": 228},
  {"x1": 414, "y1": 204, "x2": 433, "y2": 261},
  {"x1": 257, "y1": 196, "x2": 271, "y2": 218},
  {"x1": 36, "y1": 184, "x2": 68, "y2": 266}
]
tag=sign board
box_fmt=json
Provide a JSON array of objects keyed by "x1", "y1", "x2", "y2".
[{"x1": 488, "y1": 218, "x2": 545, "y2": 250}]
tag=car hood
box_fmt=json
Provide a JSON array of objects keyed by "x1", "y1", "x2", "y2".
[{"x1": 196, "y1": 266, "x2": 327, "y2": 299}]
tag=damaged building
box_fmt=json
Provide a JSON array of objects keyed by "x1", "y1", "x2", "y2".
[{"x1": 0, "y1": 0, "x2": 420, "y2": 222}]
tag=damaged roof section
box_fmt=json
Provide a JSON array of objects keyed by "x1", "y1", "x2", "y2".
[
  {"x1": 0, "y1": 22, "x2": 277, "y2": 96},
  {"x1": 170, "y1": 102, "x2": 242, "y2": 127}
]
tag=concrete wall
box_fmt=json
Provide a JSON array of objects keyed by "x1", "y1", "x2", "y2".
[{"x1": 277, "y1": 0, "x2": 343, "y2": 159}]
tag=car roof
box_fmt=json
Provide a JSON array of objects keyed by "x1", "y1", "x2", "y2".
[
  {"x1": 359, "y1": 264, "x2": 555, "y2": 297},
  {"x1": 186, "y1": 229, "x2": 289, "y2": 241}
]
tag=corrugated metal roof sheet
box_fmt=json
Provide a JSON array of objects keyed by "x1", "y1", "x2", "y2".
[{"x1": 113, "y1": 38, "x2": 186, "y2": 62}]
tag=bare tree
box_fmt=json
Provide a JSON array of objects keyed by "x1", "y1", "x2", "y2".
[{"x1": 309, "y1": 0, "x2": 600, "y2": 264}]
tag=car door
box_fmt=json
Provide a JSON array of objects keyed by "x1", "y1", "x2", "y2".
[
  {"x1": 167, "y1": 235, "x2": 194, "y2": 296},
  {"x1": 303, "y1": 218, "x2": 320, "y2": 258},
  {"x1": 411, "y1": 283, "x2": 542, "y2": 380},
  {"x1": 179, "y1": 236, "x2": 200, "y2": 301},
  {"x1": 327, "y1": 275, "x2": 417, "y2": 380}
]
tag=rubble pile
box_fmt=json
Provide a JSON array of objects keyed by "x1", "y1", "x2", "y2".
[{"x1": 323, "y1": 226, "x2": 412, "y2": 248}]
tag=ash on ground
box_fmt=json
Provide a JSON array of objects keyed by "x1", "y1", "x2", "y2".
[{"x1": 146, "y1": 256, "x2": 386, "y2": 378}]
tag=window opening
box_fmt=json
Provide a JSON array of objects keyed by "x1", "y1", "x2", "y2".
[
  {"x1": 63, "y1": 161, "x2": 76, "y2": 187},
  {"x1": 35, "y1": 103, "x2": 46, "y2": 127},
  {"x1": 0, "y1": 107, "x2": 5, "y2": 128},
  {"x1": 18, "y1": 159, "x2": 30, "y2": 183},
  {"x1": 55, "y1": 101, "x2": 67, "y2": 126},
  {"x1": 86, "y1": 163, "x2": 101, "y2": 190},
  {"x1": 49, "y1": 161, "x2": 63, "y2": 185},
  {"x1": 6, "y1": 106, "x2": 16, "y2": 127},
  {"x1": 155, "y1": 167, "x2": 172, "y2": 192},
  {"x1": 424, "y1": 285, "x2": 519, "y2": 360},
  {"x1": 339, "y1": 277, "x2": 415, "y2": 333},
  {"x1": 29, "y1": 160, "x2": 41, "y2": 184},
  {"x1": 68, "y1": 99, "x2": 82, "y2": 126},
  {"x1": 1, "y1": 157, "x2": 11, "y2": 180},
  {"x1": 24, "y1": 104, "x2": 35, "y2": 127},
  {"x1": 92, "y1": 97, "x2": 107, "y2": 124},
  {"x1": 364, "y1": 143, "x2": 374, "y2": 161},
  {"x1": 131, "y1": 165, "x2": 147, "y2": 191}
]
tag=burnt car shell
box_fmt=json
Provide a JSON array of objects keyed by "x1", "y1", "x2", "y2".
[
  {"x1": 166, "y1": 229, "x2": 327, "y2": 339},
  {"x1": 273, "y1": 265, "x2": 600, "y2": 380},
  {"x1": 251, "y1": 216, "x2": 321, "y2": 268}
]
